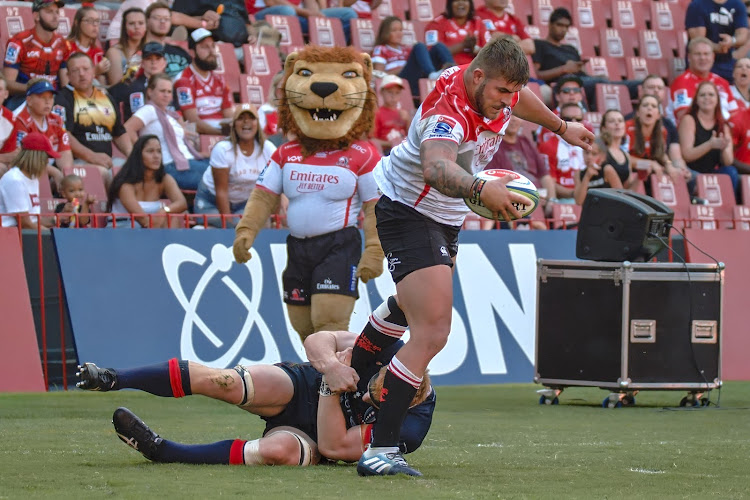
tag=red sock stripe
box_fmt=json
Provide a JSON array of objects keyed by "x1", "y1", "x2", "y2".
[
  {"x1": 388, "y1": 361, "x2": 421, "y2": 389},
  {"x1": 229, "y1": 439, "x2": 247, "y2": 465},
  {"x1": 361, "y1": 424, "x2": 374, "y2": 450},
  {"x1": 168, "y1": 358, "x2": 185, "y2": 398},
  {"x1": 370, "y1": 315, "x2": 406, "y2": 338}
]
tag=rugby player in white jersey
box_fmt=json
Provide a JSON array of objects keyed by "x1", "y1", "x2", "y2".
[{"x1": 349, "y1": 37, "x2": 595, "y2": 477}]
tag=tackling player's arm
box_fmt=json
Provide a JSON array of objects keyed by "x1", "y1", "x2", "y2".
[
  {"x1": 513, "y1": 87, "x2": 594, "y2": 149},
  {"x1": 421, "y1": 139, "x2": 524, "y2": 221},
  {"x1": 304, "y1": 331, "x2": 359, "y2": 393},
  {"x1": 316, "y1": 390, "x2": 368, "y2": 462}
]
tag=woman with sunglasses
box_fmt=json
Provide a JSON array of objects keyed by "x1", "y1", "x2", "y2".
[{"x1": 66, "y1": 6, "x2": 111, "y2": 79}]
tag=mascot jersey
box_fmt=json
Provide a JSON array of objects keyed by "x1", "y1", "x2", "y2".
[
  {"x1": 257, "y1": 139, "x2": 381, "y2": 238},
  {"x1": 374, "y1": 64, "x2": 519, "y2": 226}
]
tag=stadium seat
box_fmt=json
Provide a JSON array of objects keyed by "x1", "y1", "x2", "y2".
[
  {"x1": 584, "y1": 111, "x2": 602, "y2": 136},
  {"x1": 669, "y1": 57, "x2": 686, "y2": 82},
  {"x1": 688, "y1": 205, "x2": 720, "y2": 230},
  {"x1": 733, "y1": 205, "x2": 750, "y2": 230},
  {"x1": 242, "y1": 44, "x2": 283, "y2": 79},
  {"x1": 62, "y1": 165, "x2": 108, "y2": 202},
  {"x1": 574, "y1": 0, "x2": 608, "y2": 30},
  {"x1": 531, "y1": 0, "x2": 555, "y2": 26},
  {"x1": 550, "y1": 203, "x2": 581, "y2": 229},
  {"x1": 650, "y1": 1, "x2": 676, "y2": 31},
  {"x1": 574, "y1": 26, "x2": 599, "y2": 59},
  {"x1": 351, "y1": 18, "x2": 377, "y2": 53},
  {"x1": 214, "y1": 42, "x2": 242, "y2": 94},
  {"x1": 741, "y1": 174, "x2": 750, "y2": 206},
  {"x1": 654, "y1": 29, "x2": 680, "y2": 58},
  {"x1": 649, "y1": 173, "x2": 692, "y2": 227},
  {"x1": 524, "y1": 24, "x2": 546, "y2": 41},
  {"x1": 374, "y1": 0, "x2": 408, "y2": 22},
  {"x1": 610, "y1": 0, "x2": 648, "y2": 31},
  {"x1": 267, "y1": 15, "x2": 305, "y2": 54},
  {"x1": 563, "y1": 27, "x2": 584, "y2": 57},
  {"x1": 639, "y1": 30, "x2": 664, "y2": 60},
  {"x1": 96, "y1": 7, "x2": 116, "y2": 43},
  {"x1": 199, "y1": 135, "x2": 225, "y2": 156},
  {"x1": 697, "y1": 173, "x2": 737, "y2": 221},
  {"x1": 240, "y1": 74, "x2": 268, "y2": 109},
  {"x1": 37, "y1": 171, "x2": 54, "y2": 207},
  {"x1": 419, "y1": 78, "x2": 437, "y2": 101},
  {"x1": 0, "y1": 1, "x2": 33, "y2": 49},
  {"x1": 526, "y1": 55, "x2": 539, "y2": 79},
  {"x1": 510, "y1": 0, "x2": 534, "y2": 24},
  {"x1": 600, "y1": 28, "x2": 639, "y2": 59},
  {"x1": 625, "y1": 57, "x2": 650, "y2": 81},
  {"x1": 526, "y1": 81, "x2": 544, "y2": 103},
  {"x1": 402, "y1": 20, "x2": 424, "y2": 47},
  {"x1": 409, "y1": 0, "x2": 440, "y2": 23},
  {"x1": 595, "y1": 83, "x2": 633, "y2": 114},
  {"x1": 308, "y1": 16, "x2": 346, "y2": 48},
  {"x1": 56, "y1": 7, "x2": 76, "y2": 38},
  {"x1": 586, "y1": 57, "x2": 612, "y2": 80}
]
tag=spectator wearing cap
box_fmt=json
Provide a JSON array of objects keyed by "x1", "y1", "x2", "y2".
[
  {"x1": 174, "y1": 29, "x2": 234, "y2": 136},
  {"x1": 53, "y1": 53, "x2": 133, "y2": 187},
  {"x1": 686, "y1": 0, "x2": 749, "y2": 83},
  {"x1": 144, "y1": 2, "x2": 192, "y2": 78},
  {"x1": 0, "y1": 78, "x2": 73, "y2": 190},
  {"x1": 372, "y1": 75, "x2": 410, "y2": 156},
  {"x1": 110, "y1": 42, "x2": 177, "y2": 123},
  {"x1": 3, "y1": 0, "x2": 71, "y2": 110},
  {"x1": 476, "y1": 0, "x2": 534, "y2": 55},
  {"x1": 0, "y1": 132, "x2": 60, "y2": 229},
  {"x1": 194, "y1": 104, "x2": 277, "y2": 227}
]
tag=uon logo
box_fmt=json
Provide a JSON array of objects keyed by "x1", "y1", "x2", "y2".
[{"x1": 162, "y1": 243, "x2": 280, "y2": 367}]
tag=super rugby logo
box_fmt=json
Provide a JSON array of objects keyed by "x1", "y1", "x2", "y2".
[{"x1": 428, "y1": 115, "x2": 458, "y2": 139}]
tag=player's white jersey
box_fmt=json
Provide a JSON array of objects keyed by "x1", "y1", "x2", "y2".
[
  {"x1": 373, "y1": 65, "x2": 519, "y2": 226},
  {"x1": 257, "y1": 140, "x2": 381, "y2": 238}
]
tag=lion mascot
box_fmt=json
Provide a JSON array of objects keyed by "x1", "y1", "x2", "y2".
[{"x1": 232, "y1": 46, "x2": 384, "y2": 341}]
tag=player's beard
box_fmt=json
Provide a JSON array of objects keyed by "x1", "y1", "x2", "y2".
[
  {"x1": 195, "y1": 55, "x2": 218, "y2": 72},
  {"x1": 40, "y1": 18, "x2": 59, "y2": 33},
  {"x1": 474, "y1": 80, "x2": 490, "y2": 119}
]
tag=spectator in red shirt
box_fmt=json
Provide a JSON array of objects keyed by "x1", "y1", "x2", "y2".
[
  {"x1": 3, "y1": 79, "x2": 73, "y2": 191},
  {"x1": 425, "y1": 0, "x2": 492, "y2": 66},
  {"x1": 372, "y1": 75, "x2": 410, "y2": 156},
  {"x1": 538, "y1": 102, "x2": 586, "y2": 200},
  {"x1": 174, "y1": 28, "x2": 235, "y2": 136},
  {"x1": 729, "y1": 105, "x2": 750, "y2": 173},
  {"x1": 66, "y1": 6, "x2": 111, "y2": 80},
  {"x1": 475, "y1": 0, "x2": 534, "y2": 55},
  {"x1": 3, "y1": 0, "x2": 70, "y2": 110}
]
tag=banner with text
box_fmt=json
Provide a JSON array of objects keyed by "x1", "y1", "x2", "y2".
[{"x1": 53, "y1": 229, "x2": 578, "y2": 386}]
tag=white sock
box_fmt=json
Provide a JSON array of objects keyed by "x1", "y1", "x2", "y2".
[{"x1": 364, "y1": 445, "x2": 399, "y2": 457}]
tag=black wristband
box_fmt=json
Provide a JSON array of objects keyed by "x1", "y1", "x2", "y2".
[
  {"x1": 469, "y1": 177, "x2": 486, "y2": 205},
  {"x1": 553, "y1": 119, "x2": 567, "y2": 135}
]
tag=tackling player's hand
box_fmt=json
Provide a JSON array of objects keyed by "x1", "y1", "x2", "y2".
[
  {"x1": 478, "y1": 175, "x2": 526, "y2": 222},
  {"x1": 325, "y1": 349, "x2": 359, "y2": 393},
  {"x1": 560, "y1": 121, "x2": 595, "y2": 150},
  {"x1": 233, "y1": 232, "x2": 254, "y2": 263}
]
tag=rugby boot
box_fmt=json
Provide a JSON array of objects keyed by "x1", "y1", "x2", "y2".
[
  {"x1": 76, "y1": 362, "x2": 119, "y2": 391},
  {"x1": 357, "y1": 446, "x2": 422, "y2": 477},
  {"x1": 112, "y1": 407, "x2": 163, "y2": 461}
]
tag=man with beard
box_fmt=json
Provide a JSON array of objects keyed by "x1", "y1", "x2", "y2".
[
  {"x1": 144, "y1": 2, "x2": 192, "y2": 79},
  {"x1": 53, "y1": 53, "x2": 132, "y2": 184},
  {"x1": 174, "y1": 29, "x2": 234, "y2": 136},
  {"x1": 109, "y1": 42, "x2": 178, "y2": 123},
  {"x1": 3, "y1": 0, "x2": 71, "y2": 110}
]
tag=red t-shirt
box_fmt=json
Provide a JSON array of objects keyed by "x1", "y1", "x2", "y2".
[
  {"x1": 424, "y1": 16, "x2": 491, "y2": 65},
  {"x1": 4, "y1": 29, "x2": 70, "y2": 87},
  {"x1": 537, "y1": 135, "x2": 584, "y2": 188},
  {"x1": 66, "y1": 39, "x2": 104, "y2": 66},
  {"x1": 729, "y1": 107, "x2": 750, "y2": 164},
  {"x1": 475, "y1": 7, "x2": 529, "y2": 39},
  {"x1": 174, "y1": 65, "x2": 233, "y2": 122},
  {"x1": 670, "y1": 69, "x2": 738, "y2": 119},
  {"x1": 374, "y1": 106, "x2": 408, "y2": 142},
  {"x1": 3, "y1": 106, "x2": 71, "y2": 155}
]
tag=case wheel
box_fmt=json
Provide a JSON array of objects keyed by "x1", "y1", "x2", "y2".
[
  {"x1": 603, "y1": 392, "x2": 636, "y2": 408},
  {"x1": 536, "y1": 388, "x2": 562, "y2": 405},
  {"x1": 539, "y1": 395, "x2": 559, "y2": 405}
]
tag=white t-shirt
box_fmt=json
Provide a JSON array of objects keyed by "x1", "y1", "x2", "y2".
[
  {"x1": 134, "y1": 104, "x2": 194, "y2": 165},
  {"x1": 0, "y1": 166, "x2": 41, "y2": 227},
  {"x1": 202, "y1": 139, "x2": 276, "y2": 204}
]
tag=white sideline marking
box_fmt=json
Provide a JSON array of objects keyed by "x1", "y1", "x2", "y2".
[{"x1": 629, "y1": 468, "x2": 665, "y2": 475}]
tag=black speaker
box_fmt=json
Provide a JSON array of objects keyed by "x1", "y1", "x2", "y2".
[{"x1": 576, "y1": 189, "x2": 674, "y2": 262}]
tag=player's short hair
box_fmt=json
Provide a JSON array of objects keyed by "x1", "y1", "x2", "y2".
[
  {"x1": 470, "y1": 37, "x2": 529, "y2": 86},
  {"x1": 368, "y1": 367, "x2": 432, "y2": 408}
]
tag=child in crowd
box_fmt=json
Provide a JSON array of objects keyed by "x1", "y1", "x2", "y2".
[
  {"x1": 55, "y1": 174, "x2": 96, "y2": 227},
  {"x1": 373, "y1": 75, "x2": 410, "y2": 155},
  {"x1": 573, "y1": 137, "x2": 623, "y2": 205}
]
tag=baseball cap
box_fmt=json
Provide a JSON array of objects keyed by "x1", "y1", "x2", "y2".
[
  {"x1": 380, "y1": 74, "x2": 405, "y2": 90},
  {"x1": 26, "y1": 79, "x2": 57, "y2": 96},
  {"x1": 142, "y1": 42, "x2": 166, "y2": 58},
  {"x1": 32, "y1": 0, "x2": 64, "y2": 11},
  {"x1": 21, "y1": 132, "x2": 60, "y2": 159},
  {"x1": 191, "y1": 28, "x2": 214, "y2": 45},
  {"x1": 233, "y1": 103, "x2": 259, "y2": 121}
]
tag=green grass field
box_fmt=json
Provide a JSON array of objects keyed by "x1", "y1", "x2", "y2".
[{"x1": 2, "y1": 383, "x2": 749, "y2": 499}]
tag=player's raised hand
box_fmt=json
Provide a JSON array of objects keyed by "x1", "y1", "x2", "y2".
[
  {"x1": 561, "y1": 121, "x2": 595, "y2": 150},
  {"x1": 479, "y1": 175, "x2": 526, "y2": 222}
]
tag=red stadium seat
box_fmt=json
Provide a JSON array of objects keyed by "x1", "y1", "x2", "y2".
[
  {"x1": 214, "y1": 42, "x2": 242, "y2": 94},
  {"x1": 351, "y1": 18, "x2": 378, "y2": 53},
  {"x1": 96, "y1": 7, "x2": 116, "y2": 43},
  {"x1": 651, "y1": 1, "x2": 676, "y2": 31},
  {"x1": 610, "y1": 0, "x2": 648, "y2": 30},
  {"x1": 574, "y1": 26, "x2": 599, "y2": 59},
  {"x1": 649, "y1": 173, "x2": 692, "y2": 226},
  {"x1": 733, "y1": 205, "x2": 750, "y2": 230},
  {"x1": 640, "y1": 30, "x2": 664, "y2": 60},
  {"x1": 697, "y1": 173, "x2": 737, "y2": 221},
  {"x1": 741, "y1": 174, "x2": 750, "y2": 206},
  {"x1": 595, "y1": 83, "x2": 633, "y2": 114},
  {"x1": 625, "y1": 57, "x2": 650, "y2": 81},
  {"x1": 689, "y1": 205, "x2": 721, "y2": 230},
  {"x1": 308, "y1": 16, "x2": 346, "y2": 48},
  {"x1": 584, "y1": 111, "x2": 602, "y2": 136},
  {"x1": 509, "y1": 0, "x2": 533, "y2": 24},
  {"x1": 199, "y1": 135, "x2": 225, "y2": 156},
  {"x1": 524, "y1": 24, "x2": 546, "y2": 41},
  {"x1": 242, "y1": 44, "x2": 283, "y2": 79},
  {"x1": 0, "y1": 1, "x2": 33, "y2": 49},
  {"x1": 531, "y1": 0, "x2": 555, "y2": 26},
  {"x1": 669, "y1": 57, "x2": 686, "y2": 82},
  {"x1": 549, "y1": 203, "x2": 581, "y2": 229},
  {"x1": 267, "y1": 15, "x2": 305, "y2": 54},
  {"x1": 586, "y1": 57, "x2": 612, "y2": 80},
  {"x1": 418, "y1": 78, "x2": 436, "y2": 101},
  {"x1": 374, "y1": 0, "x2": 408, "y2": 22},
  {"x1": 574, "y1": 0, "x2": 608, "y2": 29},
  {"x1": 654, "y1": 29, "x2": 680, "y2": 57},
  {"x1": 563, "y1": 27, "x2": 584, "y2": 58},
  {"x1": 240, "y1": 74, "x2": 269, "y2": 109},
  {"x1": 56, "y1": 7, "x2": 76, "y2": 38},
  {"x1": 401, "y1": 20, "x2": 424, "y2": 47},
  {"x1": 62, "y1": 165, "x2": 108, "y2": 202},
  {"x1": 600, "y1": 28, "x2": 639, "y2": 59},
  {"x1": 410, "y1": 0, "x2": 440, "y2": 23}
]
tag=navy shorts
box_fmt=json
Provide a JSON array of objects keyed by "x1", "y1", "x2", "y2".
[
  {"x1": 282, "y1": 226, "x2": 362, "y2": 306},
  {"x1": 262, "y1": 362, "x2": 322, "y2": 442},
  {"x1": 375, "y1": 196, "x2": 460, "y2": 283}
]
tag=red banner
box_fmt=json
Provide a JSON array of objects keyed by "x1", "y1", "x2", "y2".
[{"x1": 0, "y1": 228, "x2": 45, "y2": 392}]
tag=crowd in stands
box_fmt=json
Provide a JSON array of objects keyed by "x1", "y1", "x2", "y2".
[{"x1": 1, "y1": 0, "x2": 750, "y2": 231}]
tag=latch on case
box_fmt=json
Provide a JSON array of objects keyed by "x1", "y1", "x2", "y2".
[
  {"x1": 630, "y1": 319, "x2": 656, "y2": 343},
  {"x1": 691, "y1": 320, "x2": 718, "y2": 344}
]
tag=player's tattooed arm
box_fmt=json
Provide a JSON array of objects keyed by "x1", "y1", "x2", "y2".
[{"x1": 421, "y1": 140, "x2": 475, "y2": 198}]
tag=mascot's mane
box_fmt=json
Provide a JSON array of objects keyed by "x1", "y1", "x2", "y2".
[{"x1": 278, "y1": 46, "x2": 376, "y2": 157}]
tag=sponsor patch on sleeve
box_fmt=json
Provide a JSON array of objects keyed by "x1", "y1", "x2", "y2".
[
  {"x1": 177, "y1": 86, "x2": 194, "y2": 107},
  {"x1": 5, "y1": 42, "x2": 21, "y2": 65},
  {"x1": 425, "y1": 115, "x2": 459, "y2": 140},
  {"x1": 425, "y1": 30, "x2": 438, "y2": 46},
  {"x1": 674, "y1": 89, "x2": 690, "y2": 109}
]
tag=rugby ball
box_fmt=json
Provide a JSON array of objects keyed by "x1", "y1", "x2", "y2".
[{"x1": 464, "y1": 169, "x2": 539, "y2": 220}]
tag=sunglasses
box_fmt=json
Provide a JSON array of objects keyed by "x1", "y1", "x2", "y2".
[
  {"x1": 559, "y1": 87, "x2": 582, "y2": 94},
  {"x1": 562, "y1": 117, "x2": 583, "y2": 122}
]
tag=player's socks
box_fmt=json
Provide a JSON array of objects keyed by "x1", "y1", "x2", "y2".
[
  {"x1": 350, "y1": 296, "x2": 408, "y2": 373},
  {"x1": 117, "y1": 358, "x2": 192, "y2": 398},
  {"x1": 157, "y1": 439, "x2": 244, "y2": 465},
  {"x1": 370, "y1": 357, "x2": 421, "y2": 447}
]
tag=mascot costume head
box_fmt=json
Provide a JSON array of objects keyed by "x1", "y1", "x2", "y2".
[{"x1": 232, "y1": 46, "x2": 384, "y2": 341}]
